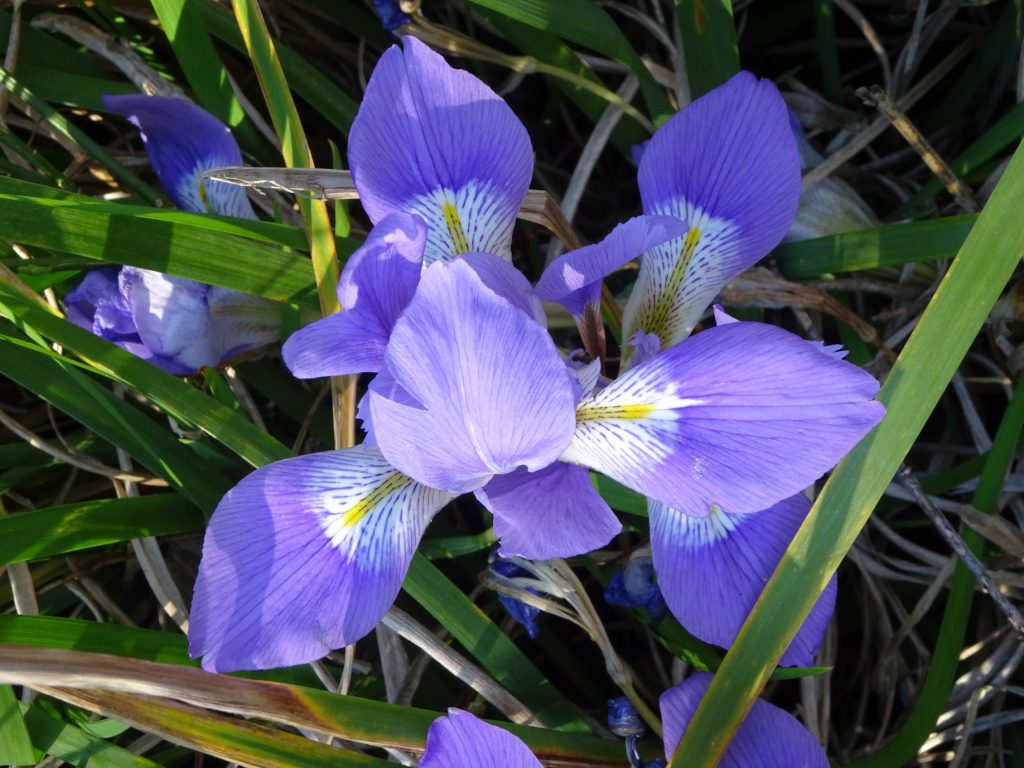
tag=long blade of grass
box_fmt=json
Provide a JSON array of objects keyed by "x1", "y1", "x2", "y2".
[
  {"x1": 21, "y1": 701, "x2": 161, "y2": 768},
  {"x1": 0, "y1": 684, "x2": 34, "y2": 765},
  {"x1": 675, "y1": 0, "x2": 739, "y2": 99},
  {"x1": 0, "y1": 646, "x2": 626, "y2": 764},
  {"x1": 668, "y1": 133, "x2": 1024, "y2": 767}
]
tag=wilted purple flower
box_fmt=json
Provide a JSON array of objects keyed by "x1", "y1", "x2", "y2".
[
  {"x1": 66, "y1": 96, "x2": 276, "y2": 374},
  {"x1": 491, "y1": 558, "x2": 542, "y2": 640},
  {"x1": 604, "y1": 546, "x2": 667, "y2": 623},
  {"x1": 415, "y1": 675, "x2": 828, "y2": 768}
]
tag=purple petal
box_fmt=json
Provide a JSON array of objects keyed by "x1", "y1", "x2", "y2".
[
  {"x1": 475, "y1": 462, "x2": 620, "y2": 559},
  {"x1": 661, "y1": 673, "x2": 829, "y2": 767},
  {"x1": 65, "y1": 267, "x2": 136, "y2": 339},
  {"x1": 283, "y1": 213, "x2": 427, "y2": 378},
  {"x1": 119, "y1": 268, "x2": 219, "y2": 372},
  {"x1": 348, "y1": 38, "x2": 533, "y2": 264},
  {"x1": 650, "y1": 495, "x2": 836, "y2": 666},
  {"x1": 625, "y1": 72, "x2": 800, "y2": 356},
  {"x1": 560, "y1": 321, "x2": 885, "y2": 517},
  {"x1": 420, "y1": 710, "x2": 542, "y2": 768},
  {"x1": 459, "y1": 252, "x2": 546, "y2": 325},
  {"x1": 536, "y1": 215, "x2": 684, "y2": 317},
  {"x1": 102, "y1": 95, "x2": 255, "y2": 218},
  {"x1": 205, "y1": 287, "x2": 279, "y2": 362},
  {"x1": 369, "y1": 258, "x2": 576, "y2": 493},
  {"x1": 189, "y1": 445, "x2": 455, "y2": 672}
]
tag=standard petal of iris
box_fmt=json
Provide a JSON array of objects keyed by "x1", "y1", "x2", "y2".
[
  {"x1": 102, "y1": 94, "x2": 255, "y2": 218},
  {"x1": 560, "y1": 321, "x2": 885, "y2": 517},
  {"x1": 650, "y1": 495, "x2": 836, "y2": 666},
  {"x1": 348, "y1": 37, "x2": 533, "y2": 264},
  {"x1": 536, "y1": 215, "x2": 684, "y2": 317},
  {"x1": 188, "y1": 445, "x2": 454, "y2": 672},
  {"x1": 661, "y1": 673, "x2": 828, "y2": 767},
  {"x1": 475, "y1": 462, "x2": 620, "y2": 559},
  {"x1": 420, "y1": 710, "x2": 542, "y2": 768},
  {"x1": 623, "y1": 72, "x2": 800, "y2": 358},
  {"x1": 283, "y1": 213, "x2": 426, "y2": 377},
  {"x1": 370, "y1": 257, "x2": 576, "y2": 493}
]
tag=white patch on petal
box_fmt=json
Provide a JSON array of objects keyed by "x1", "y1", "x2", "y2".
[
  {"x1": 623, "y1": 199, "x2": 739, "y2": 361},
  {"x1": 410, "y1": 181, "x2": 514, "y2": 264},
  {"x1": 672, "y1": 503, "x2": 739, "y2": 547},
  {"x1": 316, "y1": 450, "x2": 455, "y2": 566}
]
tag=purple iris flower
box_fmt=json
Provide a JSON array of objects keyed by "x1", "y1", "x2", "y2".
[
  {"x1": 64, "y1": 96, "x2": 276, "y2": 375},
  {"x1": 188, "y1": 42, "x2": 883, "y2": 673},
  {"x1": 538, "y1": 71, "x2": 883, "y2": 666},
  {"x1": 416, "y1": 673, "x2": 828, "y2": 767}
]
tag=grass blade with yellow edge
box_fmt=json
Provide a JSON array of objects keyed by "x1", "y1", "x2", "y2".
[{"x1": 668, "y1": 138, "x2": 1024, "y2": 767}]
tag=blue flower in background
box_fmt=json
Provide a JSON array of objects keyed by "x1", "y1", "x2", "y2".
[
  {"x1": 65, "y1": 96, "x2": 277, "y2": 374},
  {"x1": 372, "y1": 0, "x2": 411, "y2": 31}
]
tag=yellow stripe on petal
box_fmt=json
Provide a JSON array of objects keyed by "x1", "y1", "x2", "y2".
[
  {"x1": 576, "y1": 403, "x2": 657, "y2": 421},
  {"x1": 338, "y1": 470, "x2": 410, "y2": 528},
  {"x1": 442, "y1": 201, "x2": 471, "y2": 256},
  {"x1": 630, "y1": 226, "x2": 702, "y2": 360}
]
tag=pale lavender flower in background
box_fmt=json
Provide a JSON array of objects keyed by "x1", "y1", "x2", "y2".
[
  {"x1": 65, "y1": 96, "x2": 277, "y2": 374},
  {"x1": 785, "y1": 109, "x2": 880, "y2": 242}
]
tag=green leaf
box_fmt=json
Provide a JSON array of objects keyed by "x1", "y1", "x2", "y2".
[
  {"x1": 23, "y1": 703, "x2": 158, "y2": 768},
  {"x1": 0, "y1": 329, "x2": 231, "y2": 513},
  {"x1": 192, "y1": 0, "x2": 359, "y2": 135},
  {"x1": 668, "y1": 119, "x2": 1024, "y2": 768},
  {"x1": 0, "y1": 495, "x2": 202, "y2": 566},
  {"x1": 0, "y1": 188, "x2": 317, "y2": 303},
  {"x1": 404, "y1": 554, "x2": 586, "y2": 731},
  {"x1": 0, "y1": 685, "x2": 35, "y2": 765},
  {"x1": 23, "y1": 702, "x2": 158, "y2": 768},
  {"x1": 775, "y1": 215, "x2": 976, "y2": 279},
  {"x1": 151, "y1": 0, "x2": 274, "y2": 159},
  {"x1": 675, "y1": 0, "x2": 740, "y2": 98},
  {"x1": 467, "y1": 0, "x2": 673, "y2": 122}
]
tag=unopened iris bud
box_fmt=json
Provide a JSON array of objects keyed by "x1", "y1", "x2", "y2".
[
  {"x1": 607, "y1": 696, "x2": 646, "y2": 738},
  {"x1": 490, "y1": 558, "x2": 542, "y2": 640}
]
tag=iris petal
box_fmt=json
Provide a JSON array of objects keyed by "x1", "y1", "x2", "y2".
[
  {"x1": 536, "y1": 215, "x2": 684, "y2": 317},
  {"x1": 662, "y1": 673, "x2": 829, "y2": 767},
  {"x1": 475, "y1": 462, "x2": 620, "y2": 559},
  {"x1": 188, "y1": 445, "x2": 455, "y2": 672},
  {"x1": 348, "y1": 37, "x2": 533, "y2": 263},
  {"x1": 420, "y1": 710, "x2": 542, "y2": 768},
  {"x1": 650, "y1": 494, "x2": 836, "y2": 666},
  {"x1": 624, "y1": 72, "x2": 800, "y2": 359},
  {"x1": 102, "y1": 95, "x2": 255, "y2": 218},
  {"x1": 283, "y1": 213, "x2": 426, "y2": 378},
  {"x1": 370, "y1": 255, "x2": 576, "y2": 493},
  {"x1": 560, "y1": 321, "x2": 884, "y2": 517}
]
